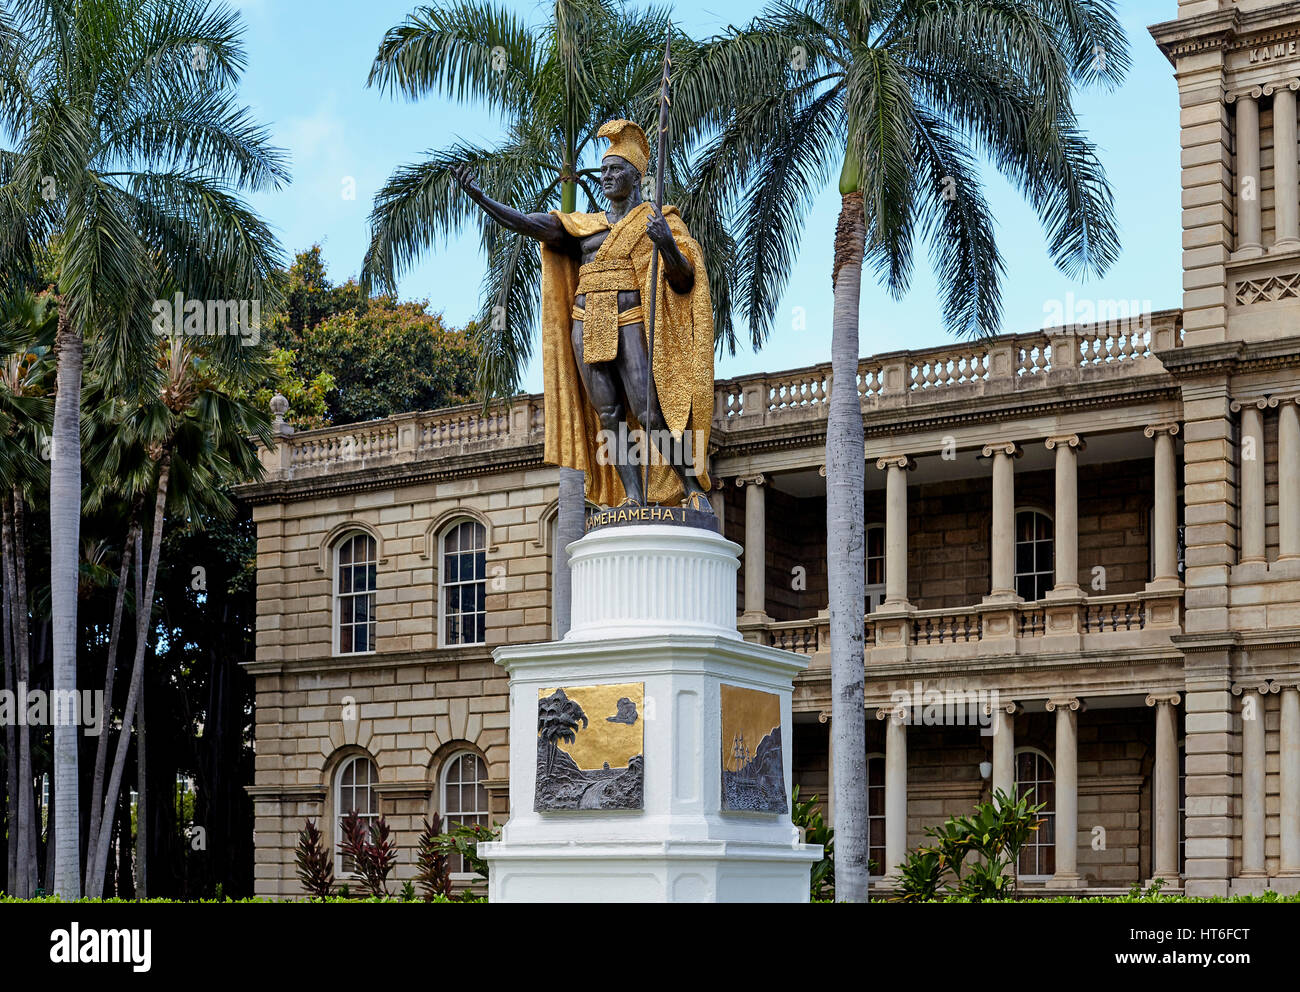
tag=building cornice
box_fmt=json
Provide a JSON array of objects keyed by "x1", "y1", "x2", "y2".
[{"x1": 1151, "y1": 3, "x2": 1300, "y2": 63}]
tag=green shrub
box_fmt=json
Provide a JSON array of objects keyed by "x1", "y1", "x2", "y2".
[
  {"x1": 896, "y1": 788, "x2": 1046, "y2": 902},
  {"x1": 791, "y1": 786, "x2": 835, "y2": 900}
]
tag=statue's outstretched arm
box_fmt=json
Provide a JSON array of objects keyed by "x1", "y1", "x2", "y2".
[{"x1": 451, "y1": 165, "x2": 574, "y2": 250}]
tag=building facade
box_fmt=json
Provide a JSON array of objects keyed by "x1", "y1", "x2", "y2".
[{"x1": 239, "y1": 0, "x2": 1300, "y2": 898}]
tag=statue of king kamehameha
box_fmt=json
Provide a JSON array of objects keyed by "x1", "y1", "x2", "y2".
[{"x1": 451, "y1": 119, "x2": 713, "y2": 512}]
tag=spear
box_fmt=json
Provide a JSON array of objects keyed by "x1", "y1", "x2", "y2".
[{"x1": 643, "y1": 26, "x2": 671, "y2": 506}]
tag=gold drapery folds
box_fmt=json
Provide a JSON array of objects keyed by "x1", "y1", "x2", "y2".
[{"x1": 539, "y1": 202, "x2": 714, "y2": 507}]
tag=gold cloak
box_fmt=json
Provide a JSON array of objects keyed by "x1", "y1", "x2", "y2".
[{"x1": 540, "y1": 201, "x2": 714, "y2": 507}]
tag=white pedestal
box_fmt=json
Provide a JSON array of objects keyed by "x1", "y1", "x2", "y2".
[{"x1": 481, "y1": 524, "x2": 822, "y2": 902}]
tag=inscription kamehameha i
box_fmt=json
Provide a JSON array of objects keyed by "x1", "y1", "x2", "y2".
[{"x1": 583, "y1": 501, "x2": 718, "y2": 533}]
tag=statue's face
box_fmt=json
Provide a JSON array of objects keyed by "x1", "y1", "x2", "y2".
[{"x1": 600, "y1": 156, "x2": 640, "y2": 202}]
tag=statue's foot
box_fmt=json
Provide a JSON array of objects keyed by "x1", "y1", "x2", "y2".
[
  {"x1": 681, "y1": 491, "x2": 713, "y2": 513},
  {"x1": 616, "y1": 495, "x2": 643, "y2": 508}
]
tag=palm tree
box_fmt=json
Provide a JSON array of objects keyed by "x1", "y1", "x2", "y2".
[
  {"x1": 83, "y1": 334, "x2": 272, "y2": 895},
  {"x1": 361, "y1": 1, "x2": 738, "y2": 631},
  {"x1": 0, "y1": 286, "x2": 55, "y2": 897},
  {"x1": 671, "y1": 0, "x2": 1128, "y2": 900},
  {"x1": 0, "y1": 0, "x2": 286, "y2": 897},
  {"x1": 537, "y1": 688, "x2": 588, "y2": 775}
]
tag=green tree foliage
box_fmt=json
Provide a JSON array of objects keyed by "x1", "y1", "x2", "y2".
[{"x1": 264, "y1": 247, "x2": 479, "y2": 426}]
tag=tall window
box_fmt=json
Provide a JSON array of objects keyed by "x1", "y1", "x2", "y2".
[
  {"x1": 1014, "y1": 509, "x2": 1054, "y2": 601},
  {"x1": 1015, "y1": 748, "x2": 1056, "y2": 878},
  {"x1": 335, "y1": 755, "x2": 378, "y2": 875},
  {"x1": 866, "y1": 753, "x2": 886, "y2": 876},
  {"x1": 441, "y1": 521, "x2": 487, "y2": 646},
  {"x1": 865, "y1": 524, "x2": 886, "y2": 613},
  {"x1": 336, "y1": 533, "x2": 377, "y2": 654},
  {"x1": 441, "y1": 751, "x2": 489, "y2": 874}
]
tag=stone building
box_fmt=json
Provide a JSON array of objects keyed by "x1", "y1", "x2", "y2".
[{"x1": 239, "y1": 0, "x2": 1300, "y2": 898}]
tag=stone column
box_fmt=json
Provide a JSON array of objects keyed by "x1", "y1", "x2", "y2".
[
  {"x1": 1146, "y1": 423, "x2": 1182, "y2": 588},
  {"x1": 708, "y1": 478, "x2": 726, "y2": 532},
  {"x1": 1271, "y1": 82, "x2": 1300, "y2": 251},
  {"x1": 877, "y1": 705, "x2": 907, "y2": 880},
  {"x1": 1237, "y1": 685, "x2": 1269, "y2": 878},
  {"x1": 1046, "y1": 696, "x2": 1084, "y2": 887},
  {"x1": 1147, "y1": 692, "x2": 1182, "y2": 882},
  {"x1": 875, "y1": 455, "x2": 913, "y2": 608},
  {"x1": 982, "y1": 442, "x2": 1021, "y2": 602},
  {"x1": 1281, "y1": 401, "x2": 1300, "y2": 561},
  {"x1": 1236, "y1": 402, "x2": 1266, "y2": 564},
  {"x1": 737, "y1": 475, "x2": 769, "y2": 621},
  {"x1": 1045, "y1": 435, "x2": 1084, "y2": 596},
  {"x1": 1282, "y1": 686, "x2": 1300, "y2": 877},
  {"x1": 1235, "y1": 91, "x2": 1264, "y2": 257},
  {"x1": 990, "y1": 701, "x2": 1018, "y2": 801}
]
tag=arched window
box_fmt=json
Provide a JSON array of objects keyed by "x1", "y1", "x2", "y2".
[
  {"x1": 865, "y1": 524, "x2": 886, "y2": 613},
  {"x1": 335, "y1": 754, "x2": 378, "y2": 875},
  {"x1": 866, "y1": 753, "x2": 886, "y2": 876},
  {"x1": 441, "y1": 750, "x2": 490, "y2": 875},
  {"x1": 335, "y1": 533, "x2": 377, "y2": 654},
  {"x1": 441, "y1": 520, "x2": 486, "y2": 646},
  {"x1": 1015, "y1": 747, "x2": 1055, "y2": 878},
  {"x1": 1014, "y1": 509, "x2": 1054, "y2": 601}
]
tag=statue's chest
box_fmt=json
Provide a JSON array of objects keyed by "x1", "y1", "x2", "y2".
[{"x1": 579, "y1": 229, "x2": 610, "y2": 265}]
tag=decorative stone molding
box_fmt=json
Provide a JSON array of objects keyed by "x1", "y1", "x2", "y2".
[
  {"x1": 1230, "y1": 395, "x2": 1281, "y2": 413},
  {"x1": 1262, "y1": 77, "x2": 1300, "y2": 97},
  {"x1": 1225, "y1": 84, "x2": 1266, "y2": 104},
  {"x1": 874, "y1": 454, "x2": 916, "y2": 472},
  {"x1": 1231, "y1": 680, "x2": 1281, "y2": 696},
  {"x1": 1143, "y1": 422, "x2": 1181, "y2": 438},
  {"x1": 1044, "y1": 434, "x2": 1086, "y2": 451},
  {"x1": 1233, "y1": 271, "x2": 1300, "y2": 306},
  {"x1": 874, "y1": 704, "x2": 908, "y2": 725},
  {"x1": 734, "y1": 473, "x2": 766, "y2": 488},
  {"x1": 316, "y1": 519, "x2": 388, "y2": 573},
  {"x1": 980, "y1": 441, "x2": 1022, "y2": 459},
  {"x1": 983, "y1": 699, "x2": 1022, "y2": 717},
  {"x1": 418, "y1": 504, "x2": 499, "y2": 558},
  {"x1": 1045, "y1": 696, "x2": 1086, "y2": 713},
  {"x1": 1145, "y1": 691, "x2": 1182, "y2": 707}
]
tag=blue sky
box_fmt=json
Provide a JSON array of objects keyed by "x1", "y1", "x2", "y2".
[{"x1": 233, "y1": 0, "x2": 1183, "y2": 393}]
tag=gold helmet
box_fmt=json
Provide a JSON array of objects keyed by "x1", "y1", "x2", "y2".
[{"x1": 597, "y1": 119, "x2": 650, "y2": 176}]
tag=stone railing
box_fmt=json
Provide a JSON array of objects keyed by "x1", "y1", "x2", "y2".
[
  {"x1": 869, "y1": 590, "x2": 1183, "y2": 663},
  {"x1": 258, "y1": 310, "x2": 1182, "y2": 480},
  {"x1": 711, "y1": 310, "x2": 1181, "y2": 430},
  {"x1": 744, "y1": 588, "x2": 1182, "y2": 667},
  {"x1": 264, "y1": 397, "x2": 545, "y2": 479}
]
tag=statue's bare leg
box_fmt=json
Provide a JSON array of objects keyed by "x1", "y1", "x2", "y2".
[
  {"x1": 570, "y1": 314, "x2": 645, "y2": 504},
  {"x1": 613, "y1": 319, "x2": 708, "y2": 504}
]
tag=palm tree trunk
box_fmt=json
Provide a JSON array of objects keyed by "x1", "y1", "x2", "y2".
[
  {"x1": 12, "y1": 492, "x2": 36, "y2": 898},
  {"x1": 50, "y1": 300, "x2": 83, "y2": 899},
  {"x1": 85, "y1": 515, "x2": 141, "y2": 893},
  {"x1": 554, "y1": 467, "x2": 585, "y2": 637},
  {"x1": 134, "y1": 524, "x2": 147, "y2": 899},
  {"x1": 4, "y1": 492, "x2": 36, "y2": 898},
  {"x1": 89, "y1": 454, "x2": 170, "y2": 894},
  {"x1": 2, "y1": 495, "x2": 17, "y2": 893},
  {"x1": 827, "y1": 188, "x2": 869, "y2": 902}
]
